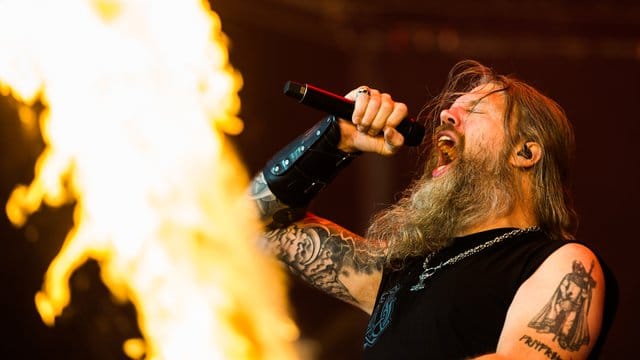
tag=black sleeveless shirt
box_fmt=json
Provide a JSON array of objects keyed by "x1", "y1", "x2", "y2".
[{"x1": 362, "y1": 228, "x2": 571, "y2": 359}]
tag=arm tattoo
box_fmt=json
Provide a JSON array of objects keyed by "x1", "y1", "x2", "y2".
[
  {"x1": 262, "y1": 216, "x2": 386, "y2": 306},
  {"x1": 519, "y1": 335, "x2": 563, "y2": 360},
  {"x1": 528, "y1": 259, "x2": 596, "y2": 352},
  {"x1": 248, "y1": 172, "x2": 291, "y2": 224}
]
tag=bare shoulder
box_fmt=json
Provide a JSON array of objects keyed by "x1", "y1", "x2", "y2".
[{"x1": 495, "y1": 242, "x2": 605, "y2": 360}]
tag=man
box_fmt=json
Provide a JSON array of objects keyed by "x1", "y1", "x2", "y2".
[{"x1": 250, "y1": 60, "x2": 611, "y2": 359}]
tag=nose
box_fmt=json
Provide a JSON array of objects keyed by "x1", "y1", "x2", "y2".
[{"x1": 439, "y1": 109, "x2": 458, "y2": 127}]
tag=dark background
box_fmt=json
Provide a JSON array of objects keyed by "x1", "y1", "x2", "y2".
[{"x1": 1, "y1": 0, "x2": 638, "y2": 359}]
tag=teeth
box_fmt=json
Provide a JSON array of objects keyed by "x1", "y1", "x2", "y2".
[{"x1": 436, "y1": 134, "x2": 456, "y2": 163}]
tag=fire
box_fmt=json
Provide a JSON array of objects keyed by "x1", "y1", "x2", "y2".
[{"x1": 0, "y1": 0, "x2": 298, "y2": 359}]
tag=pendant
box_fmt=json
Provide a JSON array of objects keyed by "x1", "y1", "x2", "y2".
[
  {"x1": 408, "y1": 227, "x2": 540, "y2": 292},
  {"x1": 410, "y1": 268, "x2": 436, "y2": 291}
]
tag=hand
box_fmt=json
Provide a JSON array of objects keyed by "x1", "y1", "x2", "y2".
[{"x1": 337, "y1": 86, "x2": 408, "y2": 156}]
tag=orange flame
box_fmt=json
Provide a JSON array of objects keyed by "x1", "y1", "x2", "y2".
[{"x1": 0, "y1": 0, "x2": 298, "y2": 358}]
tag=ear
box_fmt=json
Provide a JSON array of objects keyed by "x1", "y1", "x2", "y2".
[{"x1": 509, "y1": 141, "x2": 542, "y2": 168}]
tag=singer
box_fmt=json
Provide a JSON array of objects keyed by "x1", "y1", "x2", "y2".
[{"x1": 249, "y1": 60, "x2": 615, "y2": 359}]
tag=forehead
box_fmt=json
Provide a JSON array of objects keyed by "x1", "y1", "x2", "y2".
[{"x1": 452, "y1": 82, "x2": 506, "y2": 110}]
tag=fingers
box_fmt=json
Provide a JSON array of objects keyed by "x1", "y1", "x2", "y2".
[
  {"x1": 353, "y1": 87, "x2": 384, "y2": 134},
  {"x1": 347, "y1": 86, "x2": 407, "y2": 136},
  {"x1": 346, "y1": 126, "x2": 405, "y2": 157},
  {"x1": 341, "y1": 85, "x2": 408, "y2": 156},
  {"x1": 349, "y1": 86, "x2": 377, "y2": 132}
]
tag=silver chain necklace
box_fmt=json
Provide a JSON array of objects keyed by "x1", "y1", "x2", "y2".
[{"x1": 410, "y1": 226, "x2": 540, "y2": 292}]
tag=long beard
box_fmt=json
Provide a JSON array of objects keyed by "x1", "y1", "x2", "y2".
[{"x1": 366, "y1": 146, "x2": 516, "y2": 265}]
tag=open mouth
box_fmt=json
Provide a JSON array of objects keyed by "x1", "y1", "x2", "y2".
[{"x1": 432, "y1": 132, "x2": 459, "y2": 178}]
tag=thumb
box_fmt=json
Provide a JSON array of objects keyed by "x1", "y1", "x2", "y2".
[
  {"x1": 337, "y1": 120, "x2": 405, "y2": 156},
  {"x1": 380, "y1": 127, "x2": 405, "y2": 156}
]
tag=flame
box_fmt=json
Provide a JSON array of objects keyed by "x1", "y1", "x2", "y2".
[{"x1": 0, "y1": 0, "x2": 298, "y2": 359}]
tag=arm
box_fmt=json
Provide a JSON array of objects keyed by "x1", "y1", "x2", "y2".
[
  {"x1": 261, "y1": 213, "x2": 386, "y2": 313},
  {"x1": 250, "y1": 167, "x2": 386, "y2": 312},
  {"x1": 249, "y1": 86, "x2": 408, "y2": 312},
  {"x1": 474, "y1": 243, "x2": 605, "y2": 359}
]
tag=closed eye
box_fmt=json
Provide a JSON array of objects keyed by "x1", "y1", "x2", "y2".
[
  {"x1": 465, "y1": 107, "x2": 485, "y2": 115},
  {"x1": 462, "y1": 99, "x2": 484, "y2": 114}
]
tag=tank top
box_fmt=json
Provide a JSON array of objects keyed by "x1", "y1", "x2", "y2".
[{"x1": 362, "y1": 228, "x2": 572, "y2": 359}]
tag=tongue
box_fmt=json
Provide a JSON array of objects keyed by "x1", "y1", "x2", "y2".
[{"x1": 432, "y1": 164, "x2": 449, "y2": 178}]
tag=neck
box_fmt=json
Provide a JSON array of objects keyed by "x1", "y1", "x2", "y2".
[
  {"x1": 457, "y1": 214, "x2": 537, "y2": 237},
  {"x1": 456, "y1": 175, "x2": 538, "y2": 237}
]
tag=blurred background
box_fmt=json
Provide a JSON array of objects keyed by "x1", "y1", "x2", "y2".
[{"x1": 1, "y1": 0, "x2": 638, "y2": 358}]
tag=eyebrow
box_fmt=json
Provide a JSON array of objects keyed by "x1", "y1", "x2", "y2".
[
  {"x1": 464, "y1": 89, "x2": 501, "y2": 111},
  {"x1": 468, "y1": 98, "x2": 483, "y2": 108},
  {"x1": 459, "y1": 96, "x2": 484, "y2": 112}
]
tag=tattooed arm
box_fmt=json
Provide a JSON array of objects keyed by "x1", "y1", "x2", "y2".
[
  {"x1": 250, "y1": 165, "x2": 386, "y2": 313},
  {"x1": 248, "y1": 86, "x2": 407, "y2": 313},
  {"x1": 473, "y1": 243, "x2": 606, "y2": 360},
  {"x1": 249, "y1": 171, "x2": 295, "y2": 227},
  {"x1": 262, "y1": 212, "x2": 386, "y2": 314}
]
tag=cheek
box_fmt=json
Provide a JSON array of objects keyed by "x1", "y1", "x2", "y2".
[{"x1": 464, "y1": 124, "x2": 505, "y2": 158}]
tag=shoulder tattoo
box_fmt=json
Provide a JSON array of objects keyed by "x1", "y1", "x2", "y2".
[{"x1": 528, "y1": 259, "x2": 597, "y2": 352}]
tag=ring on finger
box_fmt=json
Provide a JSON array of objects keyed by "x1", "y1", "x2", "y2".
[{"x1": 355, "y1": 86, "x2": 370, "y2": 100}]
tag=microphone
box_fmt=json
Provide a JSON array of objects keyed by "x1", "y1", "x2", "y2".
[{"x1": 283, "y1": 81, "x2": 425, "y2": 147}]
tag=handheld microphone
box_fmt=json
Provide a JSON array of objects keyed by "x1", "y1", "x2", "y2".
[{"x1": 283, "y1": 81, "x2": 425, "y2": 147}]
